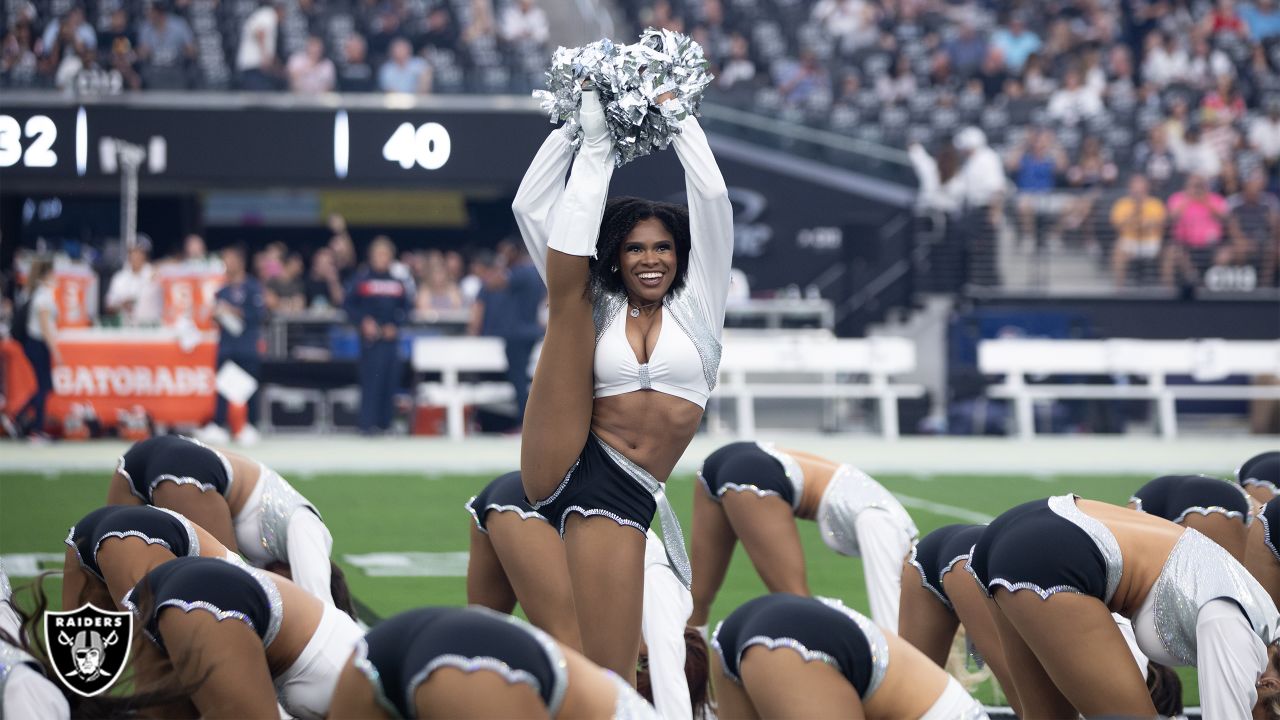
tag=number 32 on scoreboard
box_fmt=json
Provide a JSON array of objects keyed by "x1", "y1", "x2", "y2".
[
  {"x1": 0, "y1": 115, "x2": 57, "y2": 168},
  {"x1": 382, "y1": 122, "x2": 451, "y2": 171}
]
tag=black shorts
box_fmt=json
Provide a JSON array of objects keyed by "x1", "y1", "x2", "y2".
[
  {"x1": 466, "y1": 472, "x2": 546, "y2": 533},
  {"x1": 529, "y1": 434, "x2": 655, "y2": 537},
  {"x1": 907, "y1": 524, "x2": 986, "y2": 609},
  {"x1": 358, "y1": 607, "x2": 567, "y2": 718},
  {"x1": 122, "y1": 557, "x2": 281, "y2": 653},
  {"x1": 712, "y1": 594, "x2": 886, "y2": 699},
  {"x1": 119, "y1": 435, "x2": 232, "y2": 504},
  {"x1": 1239, "y1": 451, "x2": 1280, "y2": 495},
  {"x1": 1131, "y1": 474, "x2": 1251, "y2": 525},
  {"x1": 1261, "y1": 501, "x2": 1280, "y2": 564},
  {"x1": 67, "y1": 506, "x2": 198, "y2": 581},
  {"x1": 698, "y1": 441, "x2": 796, "y2": 507},
  {"x1": 969, "y1": 497, "x2": 1112, "y2": 601}
]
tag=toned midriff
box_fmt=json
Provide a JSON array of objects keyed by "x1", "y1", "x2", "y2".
[
  {"x1": 1074, "y1": 498, "x2": 1184, "y2": 615},
  {"x1": 592, "y1": 391, "x2": 703, "y2": 482},
  {"x1": 782, "y1": 447, "x2": 840, "y2": 520},
  {"x1": 863, "y1": 631, "x2": 951, "y2": 719}
]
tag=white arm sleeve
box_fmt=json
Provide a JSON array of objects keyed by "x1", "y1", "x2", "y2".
[
  {"x1": 3, "y1": 665, "x2": 70, "y2": 720},
  {"x1": 670, "y1": 115, "x2": 733, "y2": 335},
  {"x1": 512, "y1": 129, "x2": 574, "y2": 283},
  {"x1": 642, "y1": 547, "x2": 694, "y2": 720},
  {"x1": 1196, "y1": 598, "x2": 1266, "y2": 720},
  {"x1": 546, "y1": 90, "x2": 615, "y2": 260},
  {"x1": 285, "y1": 510, "x2": 335, "y2": 606}
]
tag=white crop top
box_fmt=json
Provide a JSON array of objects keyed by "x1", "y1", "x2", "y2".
[{"x1": 513, "y1": 102, "x2": 734, "y2": 410}]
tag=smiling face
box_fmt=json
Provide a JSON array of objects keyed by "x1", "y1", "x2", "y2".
[{"x1": 617, "y1": 217, "x2": 678, "y2": 304}]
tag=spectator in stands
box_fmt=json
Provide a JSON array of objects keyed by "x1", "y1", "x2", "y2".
[
  {"x1": 468, "y1": 242, "x2": 544, "y2": 424},
  {"x1": 1135, "y1": 124, "x2": 1181, "y2": 196},
  {"x1": 236, "y1": 0, "x2": 283, "y2": 91},
  {"x1": 461, "y1": 0, "x2": 496, "y2": 47},
  {"x1": 776, "y1": 49, "x2": 830, "y2": 106},
  {"x1": 716, "y1": 33, "x2": 755, "y2": 91},
  {"x1": 378, "y1": 37, "x2": 431, "y2": 94},
  {"x1": 947, "y1": 20, "x2": 988, "y2": 79},
  {"x1": 1110, "y1": 174, "x2": 1168, "y2": 285},
  {"x1": 182, "y1": 233, "x2": 220, "y2": 269},
  {"x1": 812, "y1": 0, "x2": 877, "y2": 54},
  {"x1": 1, "y1": 19, "x2": 38, "y2": 88},
  {"x1": 329, "y1": 230, "x2": 357, "y2": 285},
  {"x1": 1227, "y1": 167, "x2": 1279, "y2": 272},
  {"x1": 1185, "y1": 33, "x2": 1233, "y2": 87},
  {"x1": 1008, "y1": 128, "x2": 1067, "y2": 249},
  {"x1": 415, "y1": 252, "x2": 464, "y2": 312},
  {"x1": 1106, "y1": 45, "x2": 1137, "y2": 101},
  {"x1": 1047, "y1": 67, "x2": 1104, "y2": 124},
  {"x1": 54, "y1": 33, "x2": 101, "y2": 89},
  {"x1": 1062, "y1": 135, "x2": 1119, "y2": 252},
  {"x1": 136, "y1": 1, "x2": 195, "y2": 90},
  {"x1": 1202, "y1": 73, "x2": 1247, "y2": 123},
  {"x1": 1204, "y1": 0, "x2": 1248, "y2": 37},
  {"x1": 1163, "y1": 173, "x2": 1230, "y2": 285},
  {"x1": 991, "y1": 15, "x2": 1041, "y2": 72},
  {"x1": 98, "y1": 9, "x2": 133, "y2": 61},
  {"x1": 105, "y1": 238, "x2": 162, "y2": 326},
  {"x1": 947, "y1": 127, "x2": 1008, "y2": 284},
  {"x1": 266, "y1": 252, "x2": 306, "y2": 313},
  {"x1": 287, "y1": 34, "x2": 335, "y2": 94},
  {"x1": 337, "y1": 34, "x2": 375, "y2": 92},
  {"x1": 1020, "y1": 52, "x2": 1056, "y2": 98},
  {"x1": 977, "y1": 47, "x2": 1008, "y2": 99},
  {"x1": 417, "y1": 5, "x2": 458, "y2": 52},
  {"x1": 345, "y1": 236, "x2": 412, "y2": 436},
  {"x1": 305, "y1": 247, "x2": 345, "y2": 310},
  {"x1": 100, "y1": 10, "x2": 141, "y2": 91},
  {"x1": 876, "y1": 53, "x2": 915, "y2": 104},
  {"x1": 39, "y1": 6, "x2": 95, "y2": 58},
  {"x1": 1249, "y1": 102, "x2": 1280, "y2": 176},
  {"x1": 5, "y1": 258, "x2": 59, "y2": 441},
  {"x1": 1141, "y1": 32, "x2": 1188, "y2": 87},
  {"x1": 500, "y1": 0, "x2": 548, "y2": 46},
  {"x1": 204, "y1": 244, "x2": 266, "y2": 444},
  {"x1": 1241, "y1": 0, "x2": 1280, "y2": 39}
]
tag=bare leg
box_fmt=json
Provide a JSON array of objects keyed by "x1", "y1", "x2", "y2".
[
  {"x1": 328, "y1": 652, "x2": 393, "y2": 720},
  {"x1": 97, "y1": 539, "x2": 176, "y2": 609},
  {"x1": 107, "y1": 472, "x2": 143, "y2": 506},
  {"x1": 151, "y1": 482, "x2": 238, "y2": 553},
  {"x1": 466, "y1": 524, "x2": 517, "y2": 614},
  {"x1": 520, "y1": 250, "x2": 595, "y2": 503},
  {"x1": 487, "y1": 513, "x2": 582, "y2": 651},
  {"x1": 720, "y1": 492, "x2": 808, "y2": 596},
  {"x1": 897, "y1": 558, "x2": 957, "y2": 667},
  {"x1": 711, "y1": 650, "x2": 760, "y2": 720},
  {"x1": 60, "y1": 547, "x2": 114, "y2": 611},
  {"x1": 995, "y1": 589, "x2": 1155, "y2": 718},
  {"x1": 691, "y1": 482, "x2": 737, "y2": 627},
  {"x1": 563, "y1": 515, "x2": 646, "y2": 683},
  {"x1": 415, "y1": 666, "x2": 550, "y2": 720},
  {"x1": 987, "y1": 592, "x2": 1066, "y2": 718},
  {"x1": 157, "y1": 609, "x2": 279, "y2": 719},
  {"x1": 739, "y1": 646, "x2": 865, "y2": 720},
  {"x1": 1182, "y1": 513, "x2": 1248, "y2": 562},
  {"x1": 945, "y1": 567, "x2": 1021, "y2": 714}
]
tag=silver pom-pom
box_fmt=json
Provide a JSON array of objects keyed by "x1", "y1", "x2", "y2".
[{"x1": 533, "y1": 29, "x2": 714, "y2": 166}]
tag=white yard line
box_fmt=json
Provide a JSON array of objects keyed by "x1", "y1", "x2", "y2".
[{"x1": 893, "y1": 494, "x2": 994, "y2": 524}]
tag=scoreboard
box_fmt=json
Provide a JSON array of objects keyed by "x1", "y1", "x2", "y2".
[{"x1": 0, "y1": 95, "x2": 550, "y2": 188}]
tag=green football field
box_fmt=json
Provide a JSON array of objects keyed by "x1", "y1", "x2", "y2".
[{"x1": 0, "y1": 470, "x2": 1201, "y2": 706}]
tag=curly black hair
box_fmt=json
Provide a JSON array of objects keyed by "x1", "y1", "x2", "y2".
[{"x1": 588, "y1": 196, "x2": 692, "y2": 297}]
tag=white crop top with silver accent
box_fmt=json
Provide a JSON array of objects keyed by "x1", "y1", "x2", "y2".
[{"x1": 512, "y1": 108, "x2": 734, "y2": 410}]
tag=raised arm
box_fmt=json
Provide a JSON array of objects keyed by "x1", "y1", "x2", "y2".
[
  {"x1": 546, "y1": 90, "x2": 615, "y2": 260},
  {"x1": 511, "y1": 129, "x2": 573, "y2": 282},
  {"x1": 671, "y1": 115, "x2": 733, "y2": 332}
]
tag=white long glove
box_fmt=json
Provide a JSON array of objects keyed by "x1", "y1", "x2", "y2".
[{"x1": 547, "y1": 90, "x2": 615, "y2": 258}]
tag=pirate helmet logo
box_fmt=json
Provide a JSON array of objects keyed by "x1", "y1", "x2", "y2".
[{"x1": 43, "y1": 603, "x2": 132, "y2": 697}]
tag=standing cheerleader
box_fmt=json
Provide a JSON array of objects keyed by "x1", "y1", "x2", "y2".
[
  {"x1": 1240, "y1": 451, "x2": 1280, "y2": 504},
  {"x1": 105, "y1": 434, "x2": 348, "y2": 609},
  {"x1": 512, "y1": 85, "x2": 732, "y2": 679},
  {"x1": 1128, "y1": 473, "x2": 1253, "y2": 558},
  {"x1": 691, "y1": 442, "x2": 918, "y2": 632},
  {"x1": 465, "y1": 471, "x2": 710, "y2": 719},
  {"x1": 327, "y1": 606, "x2": 659, "y2": 719},
  {"x1": 969, "y1": 494, "x2": 1280, "y2": 718},
  {"x1": 121, "y1": 556, "x2": 362, "y2": 719},
  {"x1": 711, "y1": 593, "x2": 987, "y2": 720}
]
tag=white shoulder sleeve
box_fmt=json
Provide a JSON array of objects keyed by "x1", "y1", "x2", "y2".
[
  {"x1": 285, "y1": 510, "x2": 335, "y2": 606},
  {"x1": 642, "y1": 555, "x2": 694, "y2": 720},
  {"x1": 512, "y1": 128, "x2": 574, "y2": 282},
  {"x1": 1195, "y1": 598, "x2": 1266, "y2": 720},
  {"x1": 670, "y1": 116, "x2": 733, "y2": 334},
  {"x1": 4, "y1": 665, "x2": 70, "y2": 720},
  {"x1": 547, "y1": 90, "x2": 615, "y2": 260}
]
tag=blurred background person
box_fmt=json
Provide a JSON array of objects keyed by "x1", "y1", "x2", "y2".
[
  {"x1": 305, "y1": 247, "x2": 345, "y2": 311},
  {"x1": 3, "y1": 258, "x2": 59, "y2": 442},
  {"x1": 236, "y1": 0, "x2": 282, "y2": 90},
  {"x1": 1110, "y1": 175, "x2": 1167, "y2": 286},
  {"x1": 200, "y1": 244, "x2": 266, "y2": 445},
  {"x1": 104, "y1": 237, "x2": 161, "y2": 326},
  {"x1": 345, "y1": 236, "x2": 412, "y2": 435},
  {"x1": 287, "y1": 34, "x2": 334, "y2": 94}
]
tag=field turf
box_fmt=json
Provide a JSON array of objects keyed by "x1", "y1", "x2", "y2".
[{"x1": 0, "y1": 470, "x2": 1200, "y2": 705}]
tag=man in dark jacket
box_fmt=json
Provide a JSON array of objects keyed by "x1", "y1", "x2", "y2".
[
  {"x1": 204, "y1": 243, "x2": 266, "y2": 444},
  {"x1": 344, "y1": 236, "x2": 413, "y2": 434}
]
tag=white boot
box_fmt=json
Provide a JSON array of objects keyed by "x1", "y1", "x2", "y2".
[
  {"x1": 196, "y1": 422, "x2": 231, "y2": 445},
  {"x1": 235, "y1": 424, "x2": 261, "y2": 446}
]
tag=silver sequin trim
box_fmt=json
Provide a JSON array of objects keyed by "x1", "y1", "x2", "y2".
[
  {"x1": 663, "y1": 287, "x2": 722, "y2": 393},
  {"x1": 1170, "y1": 505, "x2": 1247, "y2": 525},
  {"x1": 696, "y1": 468, "x2": 714, "y2": 499},
  {"x1": 1149, "y1": 527, "x2": 1280, "y2": 666},
  {"x1": 352, "y1": 638, "x2": 403, "y2": 719},
  {"x1": 469, "y1": 606, "x2": 569, "y2": 715},
  {"x1": 0, "y1": 567, "x2": 10, "y2": 602},
  {"x1": 93, "y1": 531, "x2": 173, "y2": 576},
  {"x1": 815, "y1": 596, "x2": 889, "y2": 700},
  {"x1": 709, "y1": 620, "x2": 737, "y2": 682},
  {"x1": 116, "y1": 455, "x2": 146, "y2": 502},
  {"x1": 528, "y1": 460, "x2": 579, "y2": 510},
  {"x1": 559, "y1": 506, "x2": 647, "y2": 536},
  {"x1": 637, "y1": 363, "x2": 652, "y2": 390},
  {"x1": 716, "y1": 483, "x2": 783, "y2": 501},
  {"x1": 594, "y1": 436, "x2": 692, "y2": 589},
  {"x1": 963, "y1": 544, "x2": 991, "y2": 598},
  {"x1": 179, "y1": 435, "x2": 235, "y2": 496},
  {"x1": 1242, "y1": 478, "x2": 1280, "y2": 495},
  {"x1": 755, "y1": 442, "x2": 805, "y2": 512},
  {"x1": 938, "y1": 552, "x2": 972, "y2": 586},
  {"x1": 1129, "y1": 496, "x2": 1143, "y2": 512},
  {"x1": 906, "y1": 542, "x2": 952, "y2": 609},
  {"x1": 465, "y1": 496, "x2": 485, "y2": 533},
  {"x1": 240, "y1": 564, "x2": 284, "y2": 648},
  {"x1": 406, "y1": 654, "x2": 541, "y2": 712},
  {"x1": 153, "y1": 506, "x2": 202, "y2": 558},
  {"x1": 1047, "y1": 494, "x2": 1123, "y2": 605},
  {"x1": 486, "y1": 504, "x2": 547, "y2": 524},
  {"x1": 154, "y1": 599, "x2": 257, "y2": 633},
  {"x1": 738, "y1": 636, "x2": 838, "y2": 674},
  {"x1": 257, "y1": 466, "x2": 319, "y2": 563},
  {"x1": 1261, "y1": 505, "x2": 1280, "y2": 564},
  {"x1": 150, "y1": 474, "x2": 218, "y2": 494},
  {"x1": 987, "y1": 578, "x2": 1084, "y2": 600},
  {"x1": 815, "y1": 464, "x2": 918, "y2": 557}
]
